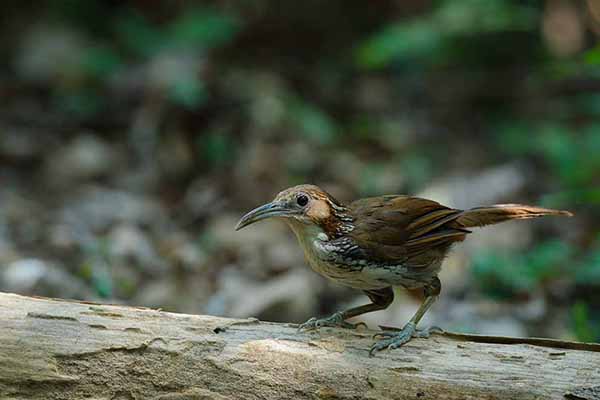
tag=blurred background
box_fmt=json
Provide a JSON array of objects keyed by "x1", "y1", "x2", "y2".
[{"x1": 0, "y1": 0, "x2": 599, "y2": 342}]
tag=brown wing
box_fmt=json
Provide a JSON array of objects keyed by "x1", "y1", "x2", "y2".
[{"x1": 348, "y1": 195, "x2": 469, "y2": 265}]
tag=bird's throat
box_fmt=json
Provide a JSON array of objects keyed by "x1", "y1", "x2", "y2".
[
  {"x1": 286, "y1": 219, "x2": 329, "y2": 246},
  {"x1": 284, "y1": 219, "x2": 335, "y2": 274}
]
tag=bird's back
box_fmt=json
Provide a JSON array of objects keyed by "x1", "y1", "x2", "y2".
[{"x1": 348, "y1": 195, "x2": 469, "y2": 266}]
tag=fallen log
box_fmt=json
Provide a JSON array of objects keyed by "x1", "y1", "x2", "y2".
[{"x1": 0, "y1": 292, "x2": 599, "y2": 400}]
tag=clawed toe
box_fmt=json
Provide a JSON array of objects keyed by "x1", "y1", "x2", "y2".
[
  {"x1": 370, "y1": 323, "x2": 440, "y2": 357},
  {"x1": 372, "y1": 331, "x2": 396, "y2": 339},
  {"x1": 297, "y1": 317, "x2": 319, "y2": 332},
  {"x1": 413, "y1": 325, "x2": 444, "y2": 338},
  {"x1": 297, "y1": 312, "x2": 365, "y2": 332},
  {"x1": 369, "y1": 334, "x2": 410, "y2": 356}
]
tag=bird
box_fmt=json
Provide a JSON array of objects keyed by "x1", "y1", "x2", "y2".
[{"x1": 235, "y1": 184, "x2": 572, "y2": 355}]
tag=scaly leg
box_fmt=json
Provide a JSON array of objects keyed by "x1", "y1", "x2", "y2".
[
  {"x1": 298, "y1": 287, "x2": 393, "y2": 331},
  {"x1": 370, "y1": 278, "x2": 442, "y2": 356}
]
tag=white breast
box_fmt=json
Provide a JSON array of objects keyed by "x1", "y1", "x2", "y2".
[{"x1": 284, "y1": 220, "x2": 387, "y2": 289}]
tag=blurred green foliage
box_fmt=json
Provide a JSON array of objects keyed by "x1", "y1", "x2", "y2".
[
  {"x1": 289, "y1": 97, "x2": 339, "y2": 145},
  {"x1": 115, "y1": 7, "x2": 239, "y2": 57},
  {"x1": 572, "y1": 301, "x2": 600, "y2": 343},
  {"x1": 472, "y1": 240, "x2": 572, "y2": 298},
  {"x1": 474, "y1": 235, "x2": 600, "y2": 341},
  {"x1": 200, "y1": 131, "x2": 237, "y2": 167},
  {"x1": 496, "y1": 121, "x2": 600, "y2": 193},
  {"x1": 356, "y1": 0, "x2": 537, "y2": 68},
  {"x1": 115, "y1": 7, "x2": 238, "y2": 108},
  {"x1": 42, "y1": 2, "x2": 240, "y2": 111},
  {"x1": 573, "y1": 234, "x2": 600, "y2": 284}
]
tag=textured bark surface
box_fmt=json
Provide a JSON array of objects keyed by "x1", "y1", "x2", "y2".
[{"x1": 1, "y1": 292, "x2": 599, "y2": 400}]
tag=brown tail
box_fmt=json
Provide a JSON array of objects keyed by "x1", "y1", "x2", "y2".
[{"x1": 455, "y1": 204, "x2": 573, "y2": 228}]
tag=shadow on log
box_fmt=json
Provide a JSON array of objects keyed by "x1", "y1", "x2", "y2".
[{"x1": 1, "y1": 292, "x2": 599, "y2": 399}]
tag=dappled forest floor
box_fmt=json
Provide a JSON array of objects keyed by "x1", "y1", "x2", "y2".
[{"x1": 0, "y1": 1, "x2": 599, "y2": 341}]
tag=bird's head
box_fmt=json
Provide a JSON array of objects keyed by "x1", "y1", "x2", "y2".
[{"x1": 235, "y1": 184, "x2": 351, "y2": 237}]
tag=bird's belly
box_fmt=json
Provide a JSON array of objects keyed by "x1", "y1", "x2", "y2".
[
  {"x1": 296, "y1": 235, "x2": 439, "y2": 290},
  {"x1": 305, "y1": 256, "x2": 437, "y2": 291}
]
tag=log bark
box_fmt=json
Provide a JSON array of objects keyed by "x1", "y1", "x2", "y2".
[{"x1": 1, "y1": 292, "x2": 599, "y2": 400}]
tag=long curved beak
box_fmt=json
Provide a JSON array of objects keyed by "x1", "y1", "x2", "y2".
[{"x1": 235, "y1": 201, "x2": 291, "y2": 231}]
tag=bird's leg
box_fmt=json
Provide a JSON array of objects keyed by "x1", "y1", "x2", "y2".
[
  {"x1": 298, "y1": 287, "x2": 393, "y2": 331},
  {"x1": 370, "y1": 278, "x2": 442, "y2": 356}
]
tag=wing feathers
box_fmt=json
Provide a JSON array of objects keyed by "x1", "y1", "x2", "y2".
[
  {"x1": 348, "y1": 196, "x2": 571, "y2": 265},
  {"x1": 408, "y1": 210, "x2": 463, "y2": 239}
]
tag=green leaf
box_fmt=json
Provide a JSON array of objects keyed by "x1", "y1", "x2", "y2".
[
  {"x1": 92, "y1": 270, "x2": 113, "y2": 298},
  {"x1": 115, "y1": 10, "x2": 166, "y2": 58},
  {"x1": 168, "y1": 8, "x2": 239, "y2": 50},
  {"x1": 355, "y1": 21, "x2": 443, "y2": 69},
  {"x1": 81, "y1": 45, "x2": 122, "y2": 78},
  {"x1": 584, "y1": 45, "x2": 600, "y2": 65},
  {"x1": 572, "y1": 302, "x2": 598, "y2": 342},
  {"x1": 199, "y1": 132, "x2": 236, "y2": 166}
]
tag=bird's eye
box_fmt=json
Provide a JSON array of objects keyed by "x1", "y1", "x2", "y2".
[{"x1": 297, "y1": 194, "x2": 309, "y2": 207}]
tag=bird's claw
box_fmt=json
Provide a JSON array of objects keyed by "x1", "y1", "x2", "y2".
[
  {"x1": 369, "y1": 323, "x2": 442, "y2": 356},
  {"x1": 297, "y1": 312, "x2": 366, "y2": 332},
  {"x1": 372, "y1": 325, "x2": 442, "y2": 339}
]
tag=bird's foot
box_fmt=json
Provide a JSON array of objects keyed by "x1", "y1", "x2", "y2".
[
  {"x1": 297, "y1": 311, "x2": 366, "y2": 332},
  {"x1": 369, "y1": 322, "x2": 443, "y2": 356}
]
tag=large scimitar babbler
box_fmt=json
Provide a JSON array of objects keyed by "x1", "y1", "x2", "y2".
[{"x1": 235, "y1": 184, "x2": 572, "y2": 356}]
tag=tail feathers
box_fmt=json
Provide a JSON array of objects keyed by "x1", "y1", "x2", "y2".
[{"x1": 455, "y1": 204, "x2": 573, "y2": 228}]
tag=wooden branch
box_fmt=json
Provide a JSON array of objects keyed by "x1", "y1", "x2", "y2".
[{"x1": 1, "y1": 293, "x2": 599, "y2": 400}]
